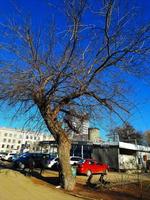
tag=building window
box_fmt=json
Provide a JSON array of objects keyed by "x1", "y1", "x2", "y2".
[
  {"x1": 26, "y1": 135, "x2": 29, "y2": 139},
  {"x1": 8, "y1": 139, "x2": 11, "y2": 143},
  {"x1": 13, "y1": 139, "x2": 16, "y2": 143},
  {"x1": 6, "y1": 145, "x2": 10, "y2": 148},
  {"x1": 11, "y1": 145, "x2": 14, "y2": 149},
  {"x1": 2, "y1": 144, "x2": 5, "y2": 148},
  {"x1": 14, "y1": 134, "x2": 17, "y2": 138},
  {"x1": 30, "y1": 136, "x2": 33, "y2": 139},
  {"x1": 9, "y1": 133, "x2": 12, "y2": 137},
  {"x1": 34, "y1": 137, "x2": 37, "y2": 140},
  {"x1": 4, "y1": 133, "x2": 8, "y2": 136},
  {"x1": 18, "y1": 141, "x2": 21, "y2": 144},
  {"x1": 17, "y1": 146, "x2": 20, "y2": 150},
  {"x1": 3, "y1": 138, "x2": 7, "y2": 142}
]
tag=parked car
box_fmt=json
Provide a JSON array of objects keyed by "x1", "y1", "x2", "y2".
[
  {"x1": 0, "y1": 152, "x2": 7, "y2": 160},
  {"x1": 11, "y1": 153, "x2": 22, "y2": 162},
  {"x1": 70, "y1": 156, "x2": 83, "y2": 165},
  {"x1": 77, "y1": 159, "x2": 109, "y2": 176},
  {"x1": 2, "y1": 153, "x2": 16, "y2": 161},
  {"x1": 13, "y1": 153, "x2": 49, "y2": 169},
  {"x1": 46, "y1": 156, "x2": 59, "y2": 169},
  {"x1": 46, "y1": 156, "x2": 83, "y2": 169}
]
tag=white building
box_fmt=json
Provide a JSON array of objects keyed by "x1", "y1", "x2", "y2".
[
  {"x1": 0, "y1": 127, "x2": 53, "y2": 153},
  {"x1": 81, "y1": 120, "x2": 89, "y2": 135},
  {"x1": 68, "y1": 116, "x2": 89, "y2": 136}
]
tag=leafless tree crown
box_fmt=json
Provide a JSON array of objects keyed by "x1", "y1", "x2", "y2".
[{"x1": 0, "y1": 0, "x2": 149, "y2": 134}]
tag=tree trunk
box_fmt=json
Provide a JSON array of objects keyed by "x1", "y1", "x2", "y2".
[
  {"x1": 57, "y1": 134, "x2": 76, "y2": 191},
  {"x1": 37, "y1": 103, "x2": 76, "y2": 191}
]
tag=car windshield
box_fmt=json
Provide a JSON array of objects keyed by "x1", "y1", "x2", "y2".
[{"x1": 20, "y1": 153, "x2": 31, "y2": 158}]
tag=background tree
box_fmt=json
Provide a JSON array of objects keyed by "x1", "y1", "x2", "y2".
[
  {"x1": 144, "y1": 130, "x2": 150, "y2": 146},
  {"x1": 0, "y1": 0, "x2": 150, "y2": 190},
  {"x1": 108, "y1": 122, "x2": 143, "y2": 144}
]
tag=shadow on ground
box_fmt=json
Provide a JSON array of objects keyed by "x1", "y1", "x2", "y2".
[{"x1": 0, "y1": 160, "x2": 60, "y2": 186}]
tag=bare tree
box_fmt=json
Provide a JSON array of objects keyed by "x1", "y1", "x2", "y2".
[
  {"x1": 108, "y1": 122, "x2": 143, "y2": 144},
  {"x1": 0, "y1": 0, "x2": 150, "y2": 190},
  {"x1": 144, "y1": 130, "x2": 150, "y2": 146}
]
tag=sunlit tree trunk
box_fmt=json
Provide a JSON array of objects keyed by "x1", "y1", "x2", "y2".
[
  {"x1": 38, "y1": 102, "x2": 76, "y2": 191},
  {"x1": 58, "y1": 134, "x2": 76, "y2": 190}
]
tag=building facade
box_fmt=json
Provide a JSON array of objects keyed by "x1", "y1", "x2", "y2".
[
  {"x1": 64, "y1": 114, "x2": 89, "y2": 139},
  {"x1": 92, "y1": 141, "x2": 150, "y2": 171},
  {"x1": 0, "y1": 127, "x2": 53, "y2": 153}
]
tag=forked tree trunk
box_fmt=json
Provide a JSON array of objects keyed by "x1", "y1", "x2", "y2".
[
  {"x1": 38, "y1": 104, "x2": 76, "y2": 191},
  {"x1": 58, "y1": 134, "x2": 76, "y2": 191}
]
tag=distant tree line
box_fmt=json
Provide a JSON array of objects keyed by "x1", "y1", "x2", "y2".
[{"x1": 108, "y1": 122, "x2": 150, "y2": 146}]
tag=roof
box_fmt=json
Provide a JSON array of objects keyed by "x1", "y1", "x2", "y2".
[
  {"x1": 93, "y1": 141, "x2": 150, "y2": 152},
  {"x1": 119, "y1": 142, "x2": 150, "y2": 152}
]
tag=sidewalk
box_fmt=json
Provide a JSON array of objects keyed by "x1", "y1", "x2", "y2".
[{"x1": 0, "y1": 169, "x2": 84, "y2": 200}]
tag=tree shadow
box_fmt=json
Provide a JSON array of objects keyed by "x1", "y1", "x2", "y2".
[
  {"x1": 30, "y1": 170, "x2": 60, "y2": 186},
  {"x1": 0, "y1": 161, "x2": 60, "y2": 186},
  {"x1": 0, "y1": 160, "x2": 13, "y2": 169}
]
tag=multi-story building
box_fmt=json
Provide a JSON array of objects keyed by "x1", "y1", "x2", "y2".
[
  {"x1": 65, "y1": 114, "x2": 89, "y2": 139},
  {"x1": 72, "y1": 119, "x2": 89, "y2": 141},
  {"x1": 0, "y1": 127, "x2": 53, "y2": 153}
]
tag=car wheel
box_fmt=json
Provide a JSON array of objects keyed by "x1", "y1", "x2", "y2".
[
  {"x1": 18, "y1": 162, "x2": 25, "y2": 169},
  {"x1": 86, "y1": 170, "x2": 92, "y2": 176}
]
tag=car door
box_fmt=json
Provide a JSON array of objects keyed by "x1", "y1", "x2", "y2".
[
  {"x1": 88, "y1": 160, "x2": 96, "y2": 173},
  {"x1": 95, "y1": 162, "x2": 102, "y2": 173},
  {"x1": 96, "y1": 162, "x2": 106, "y2": 173},
  {"x1": 34, "y1": 154, "x2": 43, "y2": 167}
]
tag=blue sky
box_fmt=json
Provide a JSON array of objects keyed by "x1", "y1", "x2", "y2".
[{"x1": 0, "y1": 0, "x2": 150, "y2": 138}]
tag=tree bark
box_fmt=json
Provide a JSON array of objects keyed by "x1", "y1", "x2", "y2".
[
  {"x1": 58, "y1": 134, "x2": 76, "y2": 190},
  {"x1": 37, "y1": 102, "x2": 76, "y2": 190}
]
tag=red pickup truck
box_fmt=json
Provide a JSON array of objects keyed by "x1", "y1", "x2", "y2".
[{"x1": 77, "y1": 159, "x2": 109, "y2": 176}]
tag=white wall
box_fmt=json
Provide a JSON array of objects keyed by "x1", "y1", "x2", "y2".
[{"x1": 119, "y1": 154, "x2": 137, "y2": 169}]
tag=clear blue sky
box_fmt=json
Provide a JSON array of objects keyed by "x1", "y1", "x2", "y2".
[{"x1": 0, "y1": 0, "x2": 150, "y2": 138}]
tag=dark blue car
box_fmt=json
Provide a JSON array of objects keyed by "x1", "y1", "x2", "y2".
[{"x1": 13, "y1": 153, "x2": 49, "y2": 169}]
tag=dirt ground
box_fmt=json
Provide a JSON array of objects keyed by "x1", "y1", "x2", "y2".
[
  {"x1": 0, "y1": 169, "x2": 84, "y2": 200},
  {"x1": 0, "y1": 162, "x2": 150, "y2": 200},
  {"x1": 33, "y1": 170, "x2": 150, "y2": 200}
]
